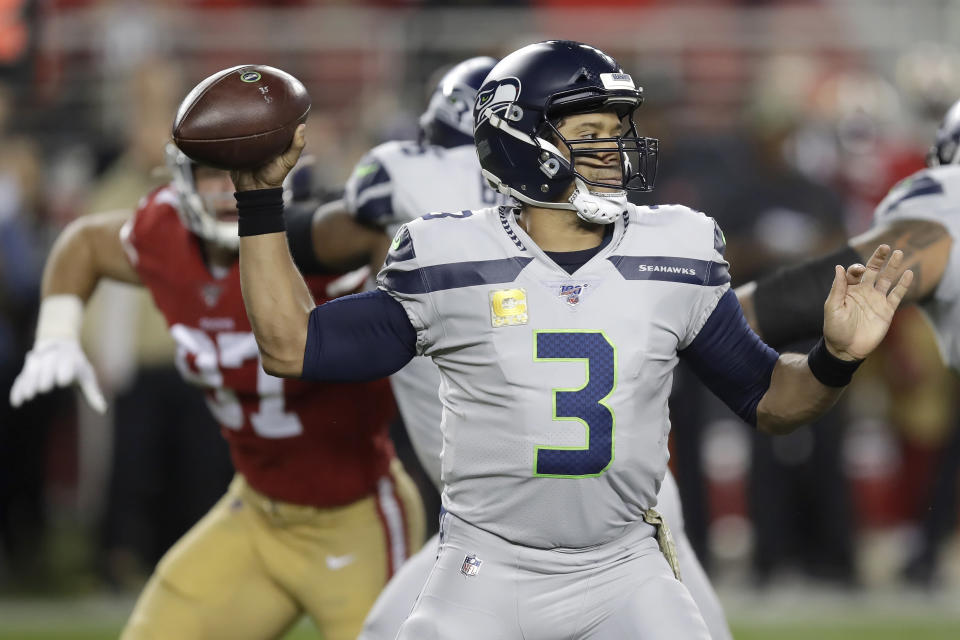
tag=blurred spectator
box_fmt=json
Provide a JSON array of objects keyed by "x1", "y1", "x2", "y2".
[{"x1": 0, "y1": 79, "x2": 65, "y2": 592}]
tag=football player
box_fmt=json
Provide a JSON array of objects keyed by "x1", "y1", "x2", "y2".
[
  {"x1": 310, "y1": 56, "x2": 731, "y2": 640},
  {"x1": 8, "y1": 147, "x2": 424, "y2": 640},
  {"x1": 736, "y1": 97, "x2": 960, "y2": 583},
  {"x1": 234, "y1": 41, "x2": 911, "y2": 638}
]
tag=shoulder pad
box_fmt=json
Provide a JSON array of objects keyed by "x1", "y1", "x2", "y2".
[
  {"x1": 624, "y1": 203, "x2": 725, "y2": 262},
  {"x1": 874, "y1": 167, "x2": 960, "y2": 224},
  {"x1": 401, "y1": 207, "x2": 509, "y2": 266}
]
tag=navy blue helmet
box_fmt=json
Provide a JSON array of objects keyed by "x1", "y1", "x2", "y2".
[
  {"x1": 473, "y1": 41, "x2": 658, "y2": 222},
  {"x1": 928, "y1": 97, "x2": 960, "y2": 167},
  {"x1": 420, "y1": 56, "x2": 498, "y2": 148}
]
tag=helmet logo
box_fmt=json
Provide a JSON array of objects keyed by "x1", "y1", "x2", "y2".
[{"x1": 475, "y1": 77, "x2": 522, "y2": 129}]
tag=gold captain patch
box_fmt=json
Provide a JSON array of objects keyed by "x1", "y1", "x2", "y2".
[{"x1": 490, "y1": 288, "x2": 528, "y2": 327}]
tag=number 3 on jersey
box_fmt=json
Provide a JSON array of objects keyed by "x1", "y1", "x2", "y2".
[{"x1": 534, "y1": 331, "x2": 616, "y2": 478}]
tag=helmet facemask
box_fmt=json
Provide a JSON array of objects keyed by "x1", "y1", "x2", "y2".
[
  {"x1": 165, "y1": 143, "x2": 240, "y2": 250},
  {"x1": 927, "y1": 136, "x2": 960, "y2": 167},
  {"x1": 481, "y1": 98, "x2": 658, "y2": 224},
  {"x1": 541, "y1": 96, "x2": 659, "y2": 195},
  {"x1": 926, "y1": 98, "x2": 960, "y2": 168}
]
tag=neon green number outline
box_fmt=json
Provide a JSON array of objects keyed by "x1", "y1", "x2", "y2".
[{"x1": 532, "y1": 329, "x2": 617, "y2": 479}]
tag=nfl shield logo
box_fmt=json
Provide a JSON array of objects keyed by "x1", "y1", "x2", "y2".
[
  {"x1": 460, "y1": 554, "x2": 482, "y2": 577},
  {"x1": 201, "y1": 283, "x2": 223, "y2": 307},
  {"x1": 560, "y1": 284, "x2": 585, "y2": 306}
]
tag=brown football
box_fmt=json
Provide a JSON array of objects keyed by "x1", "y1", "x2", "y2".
[{"x1": 172, "y1": 65, "x2": 310, "y2": 170}]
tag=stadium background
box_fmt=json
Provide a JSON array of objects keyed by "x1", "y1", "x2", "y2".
[{"x1": 1, "y1": 0, "x2": 959, "y2": 637}]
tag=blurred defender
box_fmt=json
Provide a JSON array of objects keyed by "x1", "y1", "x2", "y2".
[
  {"x1": 317, "y1": 56, "x2": 740, "y2": 640},
  {"x1": 9, "y1": 150, "x2": 424, "y2": 640}
]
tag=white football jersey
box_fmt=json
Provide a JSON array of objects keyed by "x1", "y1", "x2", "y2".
[
  {"x1": 344, "y1": 140, "x2": 505, "y2": 238},
  {"x1": 344, "y1": 140, "x2": 508, "y2": 488},
  {"x1": 873, "y1": 165, "x2": 960, "y2": 371},
  {"x1": 378, "y1": 204, "x2": 729, "y2": 549}
]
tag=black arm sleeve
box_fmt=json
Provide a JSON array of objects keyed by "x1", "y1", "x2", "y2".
[
  {"x1": 284, "y1": 201, "x2": 334, "y2": 275},
  {"x1": 301, "y1": 289, "x2": 417, "y2": 381},
  {"x1": 680, "y1": 289, "x2": 780, "y2": 427},
  {"x1": 753, "y1": 244, "x2": 861, "y2": 350}
]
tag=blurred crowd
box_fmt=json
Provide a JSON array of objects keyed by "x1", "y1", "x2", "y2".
[{"x1": 2, "y1": 0, "x2": 959, "y2": 599}]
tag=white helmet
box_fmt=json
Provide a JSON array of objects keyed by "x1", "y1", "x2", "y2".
[{"x1": 164, "y1": 143, "x2": 239, "y2": 250}]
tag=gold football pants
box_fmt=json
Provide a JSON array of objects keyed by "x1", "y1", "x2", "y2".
[{"x1": 121, "y1": 460, "x2": 425, "y2": 640}]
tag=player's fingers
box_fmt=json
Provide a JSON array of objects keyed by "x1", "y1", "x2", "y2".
[
  {"x1": 35, "y1": 354, "x2": 57, "y2": 394},
  {"x1": 845, "y1": 263, "x2": 865, "y2": 285},
  {"x1": 54, "y1": 355, "x2": 75, "y2": 387},
  {"x1": 10, "y1": 356, "x2": 40, "y2": 406},
  {"x1": 874, "y1": 249, "x2": 904, "y2": 296},
  {"x1": 860, "y1": 244, "x2": 890, "y2": 287},
  {"x1": 824, "y1": 265, "x2": 846, "y2": 311},
  {"x1": 280, "y1": 124, "x2": 306, "y2": 168},
  {"x1": 9, "y1": 369, "x2": 28, "y2": 407},
  {"x1": 78, "y1": 368, "x2": 107, "y2": 414},
  {"x1": 887, "y1": 269, "x2": 914, "y2": 310}
]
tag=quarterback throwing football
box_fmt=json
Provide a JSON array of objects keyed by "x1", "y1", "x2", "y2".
[
  {"x1": 312, "y1": 55, "x2": 732, "y2": 640},
  {"x1": 234, "y1": 41, "x2": 911, "y2": 639}
]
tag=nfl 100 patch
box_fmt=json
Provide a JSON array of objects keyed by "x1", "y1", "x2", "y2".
[
  {"x1": 541, "y1": 279, "x2": 597, "y2": 308},
  {"x1": 559, "y1": 283, "x2": 584, "y2": 305},
  {"x1": 460, "y1": 554, "x2": 482, "y2": 577},
  {"x1": 490, "y1": 288, "x2": 528, "y2": 327}
]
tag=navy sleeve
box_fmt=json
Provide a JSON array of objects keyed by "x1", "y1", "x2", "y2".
[
  {"x1": 679, "y1": 289, "x2": 780, "y2": 426},
  {"x1": 301, "y1": 290, "x2": 417, "y2": 381}
]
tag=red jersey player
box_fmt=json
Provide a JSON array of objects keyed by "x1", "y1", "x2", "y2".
[{"x1": 9, "y1": 145, "x2": 424, "y2": 640}]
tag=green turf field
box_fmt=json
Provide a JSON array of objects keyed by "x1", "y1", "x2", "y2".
[
  {"x1": 0, "y1": 594, "x2": 956, "y2": 639},
  {"x1": 0, "y1": 621, "x2": 959, "y2": 640}
]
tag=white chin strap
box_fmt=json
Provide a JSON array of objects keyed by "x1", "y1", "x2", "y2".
[{"x1": 568, "y1": 178, "x2": 627, "y2": 224}]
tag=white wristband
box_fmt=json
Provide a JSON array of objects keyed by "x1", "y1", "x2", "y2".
[{"x1": 35, "y1": 294, "x2": 84, "y2": 342}]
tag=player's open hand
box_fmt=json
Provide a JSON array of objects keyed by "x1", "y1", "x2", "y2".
[
  {"x1": 230, "y1": 124, "x2": 306, "y2": 192},
  {"x1": 10, "y1": 338, "x2": 107, "y2": 414},
  {"x1": 822, "y1": 244, "x2": 913, "y2": 361}
]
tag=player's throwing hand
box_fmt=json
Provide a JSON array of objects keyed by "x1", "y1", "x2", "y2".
[
  {"x1": 823, "y1": 244, "x2": 914, "y2": 361},
  {"x1": 231, "y1": 124, "x2": 307, "y2": 192}
]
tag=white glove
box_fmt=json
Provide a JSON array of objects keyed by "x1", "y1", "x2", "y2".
[
  {"x1": 10, "y1": 338, "x2": 107, "y2": 413},
  {"x1": 8, "y1": 294, "x2": 107, "y2": 414}
]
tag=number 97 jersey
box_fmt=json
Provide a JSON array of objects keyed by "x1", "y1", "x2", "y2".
[
  {"x1": 123, "y1": 186, "x2": 396, "y2": 508},
  {"x1": 377, "y1": 204, "x2": 729, "y2": 549}
]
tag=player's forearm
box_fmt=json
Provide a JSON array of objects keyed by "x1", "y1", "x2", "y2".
[
  {"x1": 239, "y1": 231, "x2": 313, "y2": 377},
  {"x1": 756, "y1": 352, "x2": 845, "y2": 435},
  {"x1": 848, "y1": 220, "x2": 950, "y2": 304},
  {"x1": 741, "y1": 221, "x2": 950, "y2": 348},
  {"x1": 42, "y1": 221, "x2": 99, "y2": 300},
  {"x1": 734, "y1": 244, "x2": 860, "y2": 348},
  {"x1": 41, "y1": 211, "x2": 139, "y2": 300},
  {"x1": 310, "y1": 203, "x2": 388, "y2": 272},
  {"x1": 235, "y1": 188, "x2": 314, "y2": 377}
]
